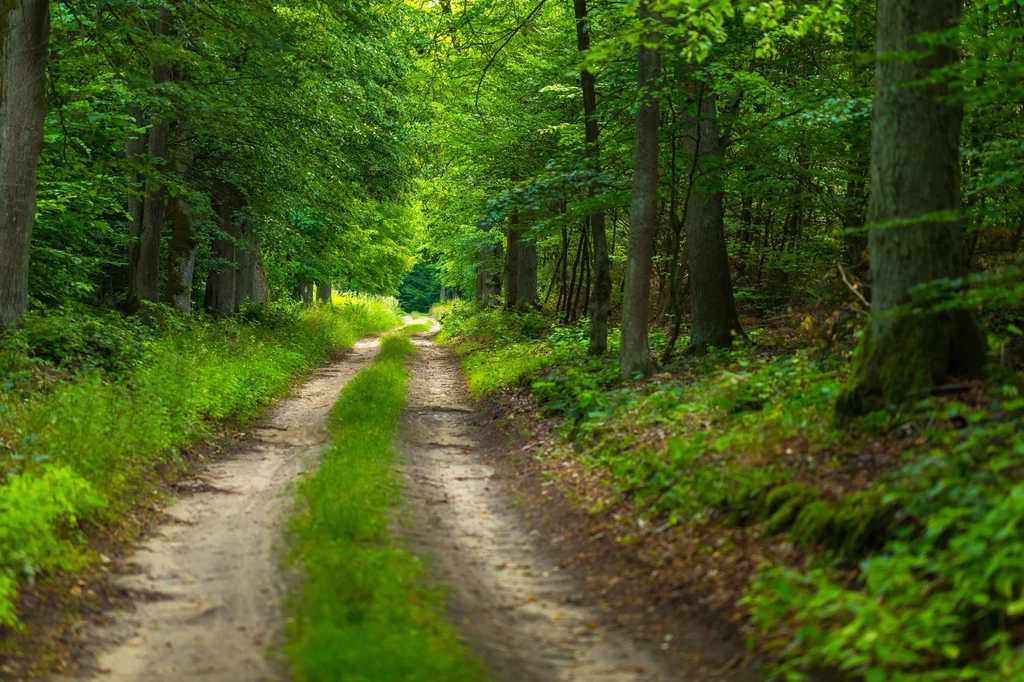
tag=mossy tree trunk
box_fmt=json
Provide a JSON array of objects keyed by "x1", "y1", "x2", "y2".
[
  {"x1": 0, "y1": 0, "x2": 49, "y2": 328},
  {"x1": 619, "y1": 1, "x2": 660, "y2": 379},
  {"x1": 685, "y1": 90, "x2": 744, "y2": 353},
  {"x1": 836, "y1": 0, "x2": 987, "y2": 417}
]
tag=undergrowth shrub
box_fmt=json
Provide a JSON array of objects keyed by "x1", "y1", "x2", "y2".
[{"x1": 0, "y1": 295, "x2": 401, "y2": 626}]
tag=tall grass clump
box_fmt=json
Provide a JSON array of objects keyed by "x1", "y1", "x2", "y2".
[
  {"x1": 0, "y1": 295, "x2": 401, "y2": 625},
  {"x1": 287, "y1": 331, "x2": 484, "y2": 682}
]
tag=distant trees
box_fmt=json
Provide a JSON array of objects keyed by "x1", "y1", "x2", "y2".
[{"x1": 423, "y1": 0, "x2": 1016, "y2": 409}]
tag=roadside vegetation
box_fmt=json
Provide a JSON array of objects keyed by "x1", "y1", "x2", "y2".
[
  {"x1": 0, "y1": 296, "x2": 400, "y2": 627},
  {"x1": 286, "y1": 330, "x2": 484, "y2": 682},
  {"x1": 436, "y1": 301, "x2": 1024, "y2": 681}
]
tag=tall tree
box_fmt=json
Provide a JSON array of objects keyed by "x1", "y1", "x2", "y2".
[
  {"x1": 166, "y1": 69, "x2": 196, "y2": 314},
  {"x1": 573, "y1": 0, "x2": 611, "y2": 355},
  {"x1": 504, "y1": 211, "x2": 521, "y2": 309},
  {"x1": 234, "y1": 225, "x2": 268, "y2": 309},
  {"x1": 515, "y1": 236, "x2": 539, "y2": 309},
  {"x1": 316, "y1": 281, "x2": 332, "y2": 305},
  {"x1": 620, "y1": 4, "x2": 660, "y2": 378},
  {"x1": 130, "y1": 8, "x2": 173, "y2": 309},
  {"x1": 204, "y1": 182, "x2": 241, "y2": 315},
  {"x1": 686, "y1": 89, "x2": 744, "y2": 352},
  {"x1": 0, "y1": 0, "x2": 50, "y2": 327},
  {"x1": 836, "y1": 0, "x2": 987, "y2": 416}
]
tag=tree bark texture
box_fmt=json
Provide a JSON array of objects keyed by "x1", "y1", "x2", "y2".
[
  {"x1": 574, "y1": 0, "x2": 611, "y2": 354},
  {"x1": 475, "y1": 228, "x2": 501, "y2": 306},
  {"x1": 131, "y1": 8, "x2": 173, "y2": 309},
  {"x1": 204, "y1": 182, "x2": 241, "y2": 315},
  {"x1": 515, "y1": 236, "x2": 538, "y2": 309},
  {"x1": 296, "y1": 281, "x2": 313, "y2": 308},
  {"x1": 165, "y1": 70, "x2": 196, "y2": 314},
  {"x1": 620, "y1": 5, "x2": 660, "y2": 378},
  {"x1": 316, "y1": 280, "x2": 332, "y2": 304},
  {"x1": 836, "y1": 0, "x2": 987, "y2": 416},
  {"x1": 126, "y1": 106, "x2": 146, "y2": 305},
  {"x1": 234, "y1": 223, "x2": 268, "y2": 309},
  {"x1": 504, "y1": 212, "x2": 521, "y2": 309},
  {"x1": 0, "y1": 0, "x2": 50, "y2": 328},
  {"x1": 686, "y1": 92, "x2": 744, "y2": 352}
]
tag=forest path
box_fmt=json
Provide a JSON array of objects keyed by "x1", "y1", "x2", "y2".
[
  {"x1": 61, "y1": 337, "x2": 383, "y2": 682},
  {"x1": 401, "y1": 334, "x2": 676, "y2": 682}
]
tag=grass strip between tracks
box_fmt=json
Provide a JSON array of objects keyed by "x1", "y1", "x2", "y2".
[{"x1": 286, "y1": 330, "x2": 485, "y2": 682}]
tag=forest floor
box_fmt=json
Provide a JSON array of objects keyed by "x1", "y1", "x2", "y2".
[{"x1": 32, "y1": 324, "x2": 758, "y2": 682}]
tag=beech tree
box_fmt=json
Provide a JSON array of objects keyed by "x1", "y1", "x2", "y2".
[
  {"x1": 0, "y1": 0, "x2": 49, "y2": 327},
  {"x1": 686, "y1": 89, "x2": 744, "y2": 352},
  {"x1": 573, "y1": 0, "x2": 612, "y2": 355},
  {"x1": 836, "y1": 0, "x2": 988, "y2": 415},
  {"x1": 620, "y1": 3, "x2": 661, "y2": 378}
]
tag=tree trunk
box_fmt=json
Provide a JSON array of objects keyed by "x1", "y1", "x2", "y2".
[
  {"x1": 316, "y1": 280, "x2": 332, "y2": 305},
  {"x1": 166, "y1": 190, "x2": 196, "y2": 314},
  {"x1": 131, "y1": 8, "x2": 173, "y2": 309},
  {"x1": 475, "y1": 227, "x2": 501, "y2": 306},
  {"x1": 836, "y1": 0, "x2": 987, "y2": 417},
  {"x1": 686, "y1": 91, "x2": 744, "y2": 352},
  {"x1": 504, "y1": 212, "x2": 521, "y2": 309},
  {"x1": 204, "y1": 182, "x2": 241, "y2": 315},
  {"x1": 619, "y1": 3, "x2": 660, "y2": 378},
  {"x1": 296, "y1": 281, "x2": 313, "y2": 308},
  {"x1": 234, "y1": 224, "x2": 267, "y2": 308},
  {"x1": 165, "y1": 66, "x2": 196, "y2": 314},
  {"x1": 126, "y1": 106, "x2": 146, "y2": 306},
  {"x1": 0, "y1": 0, "x2": 50, "y2": 328},
  {"x1": 515, "y1": 230, "x2": 538, "y2": 309},
  {"x1": 573, "y1": 0, "x2": 611, "y2": 354}
]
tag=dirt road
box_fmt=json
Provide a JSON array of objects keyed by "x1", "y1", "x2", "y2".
[
  {"x1": 400, "y1": 334, "x2": 675, "y2": 682},
  {"x1": 63, "y1": 337, "x2": 383, "y2": 682}
]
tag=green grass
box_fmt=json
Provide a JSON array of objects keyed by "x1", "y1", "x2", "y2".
[
  {"x1": 0, "y1": 295, "x2": 402, "y2": 626},
  {"x1": 286, "y1": 331, "x2": 485, "y2": 682}
]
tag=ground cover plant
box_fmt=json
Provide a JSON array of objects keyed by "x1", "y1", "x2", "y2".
[
  {"x1": 439, "y1": 301, "x2": 1024, "y2": 682},
  {"x1": 286, "y1": 330, "x2": 484, "y2": 682},
  {"x1": 0, "y1": 295, "x2": 401, "y2": 627}
]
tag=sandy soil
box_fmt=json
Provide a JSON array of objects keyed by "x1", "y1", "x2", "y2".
[
  {"x1": 400, "y1": 335, "x2": 677, "y2": 682},
  {"x1": 59, "y1": 337, "x2": 382, "y2": 682}
]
